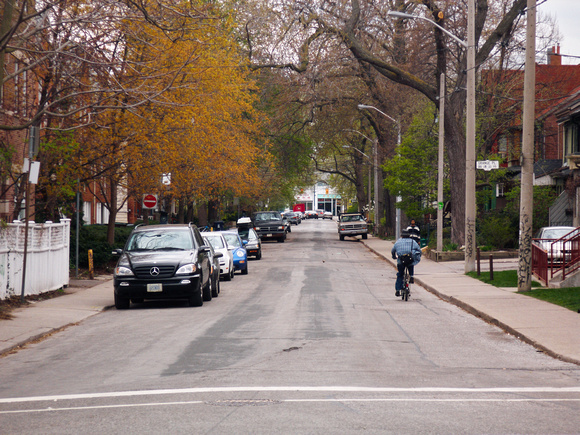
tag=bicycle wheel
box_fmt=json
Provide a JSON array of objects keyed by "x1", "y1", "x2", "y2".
[{"x1": 403, "y1": 267, "x2": 410, "y2": 301}]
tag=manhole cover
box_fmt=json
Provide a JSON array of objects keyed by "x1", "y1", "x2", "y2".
[{"x1": 207, "y1": 399, "x2": 280, "y2": 407}]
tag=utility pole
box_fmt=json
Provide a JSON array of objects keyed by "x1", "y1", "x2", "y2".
[
  {"x1": 518, "y1": 0, "x2": 536, "y2": 291},
  {"x1": 464, "y1": 0, "x2": 477, "y2": 273},
  {"x1": 437, "y1": 73, "x2": 445, "y2": 252}
]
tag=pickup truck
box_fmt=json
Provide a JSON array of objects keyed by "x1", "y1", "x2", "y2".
[
  {"x1": 338, "y1": 213, "x2": 368, "y2": 241},
  {"x1": 252, "y1": 211, "x2": 286, "y2": 242}
]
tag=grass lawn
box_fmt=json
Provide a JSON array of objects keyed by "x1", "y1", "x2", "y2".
[
  {"x1": 467, "y1": 270, "x2": 580, "y2": 313},
  {"x1": 466, "y1": 270, "x2": 542, "y2": 288}
]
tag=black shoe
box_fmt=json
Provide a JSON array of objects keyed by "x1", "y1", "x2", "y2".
[
  {"x1": 409, "y1": 277, "x2": 414, "y2": 284},
  {"x1": 395, "y1": 290, "x2": 400, "y2": 297}
]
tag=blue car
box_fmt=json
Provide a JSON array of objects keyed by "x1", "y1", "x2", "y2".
[{"x1": 220, "y1": 231, "x2": 248, "y2": 275}]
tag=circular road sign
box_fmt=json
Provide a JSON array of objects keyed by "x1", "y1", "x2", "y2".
[{"x1": 143, "y1": 194, "x2": 158, "y2": 209}]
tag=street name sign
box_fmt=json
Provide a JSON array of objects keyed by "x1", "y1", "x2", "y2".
[{"x1": 476, "y1": 160, "x2": 499, "y2": 171}]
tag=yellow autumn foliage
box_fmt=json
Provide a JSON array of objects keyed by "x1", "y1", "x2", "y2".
[{"x1": 81, "y1": 1, "x2": 272, "y2": 209}]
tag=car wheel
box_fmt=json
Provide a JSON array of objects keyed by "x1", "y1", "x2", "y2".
[
  {"x1": 339, "y1": 234, "x2": 345, "y2": 241},
  {"x1": 203, "y1": 276, "x2": 212, "y2": 301},
  {"x1": 242, "y1": 265, "x2": 248, "y2": 275},
  {"x1": 278, "y1": 237, "x2": 285, "y2": 243},
  {"x1": 362, "y1": 233, "x2": 368, "y2": 240},
  {"x1": 115, "y1": 293, "x2": 130, "y2": 310},
  {"x1": 288, "y1": 226, "x2": 291, "y2": 233},
  {"x1": 224, "y1": 269, "x2": 232, "y2": 281},
  {"x1": 256, "y1": 250, "x2": 262, "y2": 260},
  {"x1": 212, "y1": 275, "x2": 220, "y2": 297},
  {"x1": 188, "y1": 280, "x2": 203, "y2": 307}
]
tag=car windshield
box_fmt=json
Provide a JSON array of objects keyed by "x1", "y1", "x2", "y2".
[
  {"x1": 254, "y1": 212, "x2": 280, "y2": 222},
  {"x1": 223, "y1": 233, "x2": 242, "y2": 248},
  {"x1": 126, "y1": 229, "x2": 193, "y2": 251},
  {"x1": 341, "y1": 215, "x2": 363, "y2": 222},
  {"x1": 238, "y1": 229, "x2": 258, "y2": 241},
  {"x1": 203, "y1": 234, "x2": 225, "y2": 249},
  {"x1": 542, "y1": 228, "x2": 573, "y2": 239}
]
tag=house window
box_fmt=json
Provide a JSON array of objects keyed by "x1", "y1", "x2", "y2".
[
  {"x1": 82, "y1": 201, "x2": 91, "y2": 224},
  {"x1": 564, "y1": 122, "x2": 579, "y2": 156},
  {"x1": 498, "y1": 135, "x2": 507, "y2": 157},
  {"x1": 496, "y1": 183, "x2": 504, "y2": 197}
]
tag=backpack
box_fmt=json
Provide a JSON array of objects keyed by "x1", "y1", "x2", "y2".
[{"x1": 399, "y1": 253, "x2": 414, "y2": 266}]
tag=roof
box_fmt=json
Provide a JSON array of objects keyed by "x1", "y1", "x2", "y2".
[{"x1": 534, "y1": 159, "x2": 564, "y2": 178}]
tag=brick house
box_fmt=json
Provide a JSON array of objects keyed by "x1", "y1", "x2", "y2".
[{"x1": 481, "y1": 46, "x2": 580, "y2": 224}]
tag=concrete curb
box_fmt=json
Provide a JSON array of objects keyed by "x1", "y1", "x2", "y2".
[{"x1": 362, "y1": 237, "x2": 580, "y2": 366}]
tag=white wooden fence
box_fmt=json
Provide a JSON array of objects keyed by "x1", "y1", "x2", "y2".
[{"x1": 0, "y1": 219, "x2": 70, "y2": 300}]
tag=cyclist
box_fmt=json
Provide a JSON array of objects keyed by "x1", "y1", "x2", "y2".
[
  {"x1": 391, "y1": 229, "x2": 422, "y2": 297},
  {"x1": 405, "y1": 219, "x2": 421, "y2": 245}
]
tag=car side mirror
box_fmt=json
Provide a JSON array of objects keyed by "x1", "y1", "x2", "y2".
[
  {"x1": 112, "y1": 248, "x2": 123, "y2": 255},
  {"x1": 214, "y1": 252, "x2": 223, "y2": 258},
  {"x1": 243, "y1": 240, "x2": 248, "y2": 246}
]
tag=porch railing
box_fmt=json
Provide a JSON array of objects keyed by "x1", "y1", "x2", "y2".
[{"x1": 532, "y1": 227, "x2": 580, "y2": 286}]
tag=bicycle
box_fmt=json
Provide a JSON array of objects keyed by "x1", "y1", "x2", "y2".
[{"x1": 401, "y1": 266, "x2": 411, "y2": 301}]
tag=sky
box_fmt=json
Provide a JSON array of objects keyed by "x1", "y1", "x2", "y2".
[{"x1": 537, "y1": 0, "x2": 580, "y2": 64}]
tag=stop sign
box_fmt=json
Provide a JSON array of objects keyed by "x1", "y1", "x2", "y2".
[{"x1": 142, "y1": 194, "x2": 158, "y2": 209}]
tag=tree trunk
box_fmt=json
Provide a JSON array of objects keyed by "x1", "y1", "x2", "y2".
[
  {"x1": 446, "y1": 94, "x2": 467, "y2": 245},
  {"x1": 107, "y1": 180, "x2": 118, "y2": 245},
  {"x1": 207, "y1": 199, "x2": 219, "y2": 223},
  {"x1": 177, "y1": 197, "x2": 185, "y2": 223}
]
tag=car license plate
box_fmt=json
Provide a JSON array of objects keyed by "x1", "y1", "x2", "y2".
[
  {"x1": 266, "y1": 234, "x2": 272, "y2": 237},
  {"x1": 147, "y1": 283, "x2": 162, "y2": 292}
]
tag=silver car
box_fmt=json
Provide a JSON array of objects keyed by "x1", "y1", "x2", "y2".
[
  {"x1": 534, "y1": 226, "x2": 576, "y2": 261},
  {"x1": 203, "y1": 232, "x2": 235, "y2": 281}
]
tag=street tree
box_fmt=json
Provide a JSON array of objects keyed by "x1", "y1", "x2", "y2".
[
  {"x1": 383, "y1": 103, "x2": 442, "y2": 220},
  {"x1": 240, "y1": 0, "x2": 535, "y2": 245},
  {"x1": 77, "y1": 3, "x2": 269, "y2": 243}
]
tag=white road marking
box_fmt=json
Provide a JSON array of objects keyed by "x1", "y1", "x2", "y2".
[{"x1": 2, "y1": 386, "x2": 580, "y2": 405}]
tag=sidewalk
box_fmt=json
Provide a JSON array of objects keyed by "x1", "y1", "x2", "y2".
[
  {"x1": 0, "y1": 276, "x2": 114, "y2": 356},
  {"x1": 1, "y1": 236, "x2": 580, "y2": 365},
  {"x1": 363, "y1": 236, "x2": 580, "y2": 365}
]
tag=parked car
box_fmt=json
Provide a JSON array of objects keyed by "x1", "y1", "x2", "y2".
[
  {"x1": 220, "y1": 231, "x2": 249, "y2": 274},
  {"x1": 316, "y1": 209, "x2": 324, "y2": 218},
  {"x1": 203, "y1": 232, "x2": 235, "y2": 281},
  {"x1": 323, "y1": 211, "x2": 333, "y2": 220},
  {"x1": 205, "y1": 242, "x2": 222, "y2": 299},
  {"x1": 285, "y1": 211, "x2": 301, "y2": 225},
  {"x1": 338, "y1": 213, "x2": 368, "y2": 241},
  {"x1": 534, "y1": 226, "x2": 576, "y2": 261},
  {"x1": 305, "y1": 210, "x2": 318, "y2": 219},
  {"x1": 112, "y1": 224, "x2": 212, "y2": 309},
  {"x1": 253, "y1": 211, "x2": 286, "y2": 242},
  {"x1": 237, "y1": 226, "x2": 262, "y2": 259}
]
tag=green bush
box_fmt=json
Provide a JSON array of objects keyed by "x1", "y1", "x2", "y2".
[
  {"x1": 477, "y1": 211, "x2": 518, "y2": 250},
  {"x1": 70, "y1": 225, "x2": 133, "y2": 270}
]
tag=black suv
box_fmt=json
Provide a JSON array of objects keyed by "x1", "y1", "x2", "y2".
[
  {"x1": 113, "y1": 224, "x2": 212, "y2": 309},
  {"x1": 252, "y1": 211, "x2": 286, "y2": 242}
]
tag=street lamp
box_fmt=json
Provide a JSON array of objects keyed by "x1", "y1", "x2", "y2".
[
  {"x1": 388, "y1": 5, "x2": 476, "y2": 272},
  {"x1": 357, "y1": 104, "x2": 401, "y2": 238},
  {"x1": 387, "y1": 11, "x2": 468, "y2": 48}
]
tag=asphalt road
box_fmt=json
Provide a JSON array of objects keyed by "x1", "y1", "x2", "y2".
[{"x1": 1, "y1": 219, "x2": 579, "y2": 434}]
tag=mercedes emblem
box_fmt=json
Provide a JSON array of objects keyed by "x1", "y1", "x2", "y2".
[{"x1": 150, "y1": 267, "x2": 160, "y2": 276}]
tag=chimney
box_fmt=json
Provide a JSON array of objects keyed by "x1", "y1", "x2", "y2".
[{"x1": 547, "y1": 45, "x2": 562, "y2": 65}]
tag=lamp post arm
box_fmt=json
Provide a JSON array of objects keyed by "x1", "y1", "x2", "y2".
[
  {"x1": 343, "y1": 129, "x2": 375, "y2": 145},
  {"x1": 387, "y1": 11, "x2": 468, "y2": 48},
  {"x1": 343, "y1": 145, "x2": 370, "y2": 160}
]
